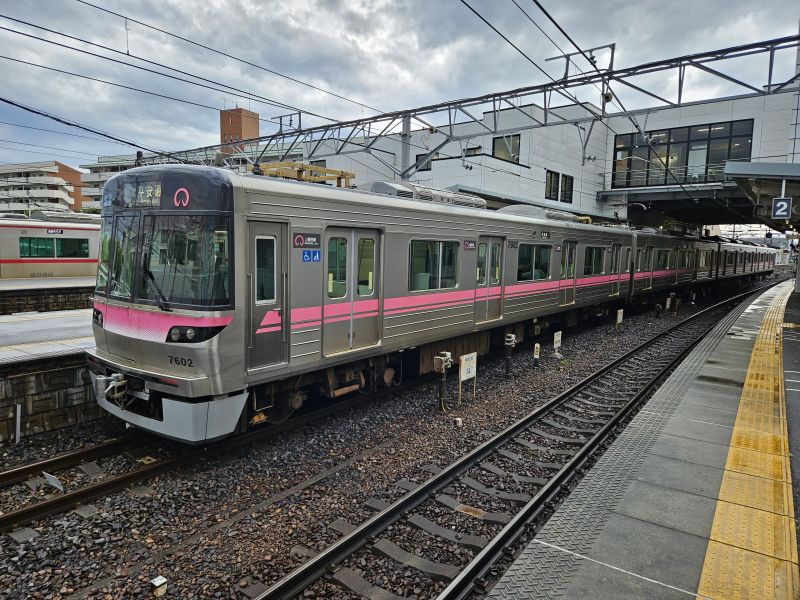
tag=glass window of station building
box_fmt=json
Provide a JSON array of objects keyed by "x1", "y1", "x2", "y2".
[{"x1": 612, "y1": 119, "x2": 753, "y2": 188}]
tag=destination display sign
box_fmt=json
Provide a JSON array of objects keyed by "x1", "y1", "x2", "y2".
[{"x1": 101, "y1": 169, "x2": 234, "y2": 212}]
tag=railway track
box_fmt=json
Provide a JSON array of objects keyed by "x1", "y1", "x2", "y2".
[
  {"x1": 0, "y1": 281, "x2": 777, "y2": 548},
  {"x1": 0, "y1": 435, "x2": 142, "y2": 490},
  {"x1": 0, "y1": 375, "x2": 421, "y2": 533},
  {"x1": 254, "y1": 283, "x2": 775, "y2": 600}
]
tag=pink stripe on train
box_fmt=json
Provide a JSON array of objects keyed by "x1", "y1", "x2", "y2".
[{"x1": 94, "y1": 302, "x2": 233, "y2": 342}]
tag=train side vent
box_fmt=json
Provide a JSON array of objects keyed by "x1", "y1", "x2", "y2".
[{"x1": 360, "y1": 181, "x2": 486, "y2": 209}]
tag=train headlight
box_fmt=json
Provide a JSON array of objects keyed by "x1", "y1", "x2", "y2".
[{"x1": 166, "y1": 325, "x2": 225, "y2": 343}]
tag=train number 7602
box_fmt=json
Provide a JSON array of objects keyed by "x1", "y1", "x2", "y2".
[{"x1": 168, "y1": 355, "x2": 194, "y2": 367}]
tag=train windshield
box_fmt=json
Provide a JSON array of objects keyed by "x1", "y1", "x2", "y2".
[{"x1": 138, "y1": 214, "x2": 231, "y2": 307}]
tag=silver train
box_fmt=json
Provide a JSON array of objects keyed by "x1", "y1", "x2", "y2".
[
  {"x1": 86, "y1": 165, "x2": 777, "y2": 443},
  {"x1": 0, "y1": 213, "x2": 100, "y2": 279}
]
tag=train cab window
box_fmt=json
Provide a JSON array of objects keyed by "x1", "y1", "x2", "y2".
[
  {"x1": 656, "y1": 249, "x2": 670, "y2": 270},
  {"x1": 357, "y1": 238, "x2": 374, "y2": 296},
  {"x1": 19, "y1": 237, "x2": 55, "y2": 258},
  {"x1": 518, "y1": 244, "x2": 552, "y2": 281},
  {"x1": 476, "y1": 243, "x2": 487, "y2": 285},
  {"x1": 327, "y1": 237, "x2": 348, "y2": 298},
  {"x1": 255, "y1": 237, "x2": 276, "y2": 303},
  {"x1": 583, "y1": 247, "x2": 605, "y2": 275},
  {"x1": 109, "y1": 214, "x2": 139, "y2": 299},
  {"x1": 490, "y1": 242, "x2": 502, "y2": 284},
  {"x1": 96, "y1": 216, "x2": 112, "y2": 293},
  {"x1": 409, "y1": 240, "x2": 459, "y2": 291}
]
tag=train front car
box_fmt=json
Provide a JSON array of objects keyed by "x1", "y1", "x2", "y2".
[{"x1": 86, "y1": 166, "x2": 245, "y2": 443}]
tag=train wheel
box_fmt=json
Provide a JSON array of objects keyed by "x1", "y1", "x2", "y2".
[{"x1": 264, "y1": 398, "x2": 294, "y2": 424}]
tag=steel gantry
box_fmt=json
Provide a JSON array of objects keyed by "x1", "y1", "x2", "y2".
[{"x1": 142, "y1": 34, "x2": 800, "y2": 179}]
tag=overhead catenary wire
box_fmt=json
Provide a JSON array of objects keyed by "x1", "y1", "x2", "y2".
[
  {"x1": 0, "y1": 138, "x2": 98, "y2": 158},
  {"x1": 0, "y1": 55, "x2": 280, "y2": 128},
  {"x1": 73, "y1": 0, "x2": 383, "y2": 115},
  {"x1": 526, "y1": 0, "x2": 699, "y2": 203},
  {"x1": 0, "y1": 96, "x2": 184, "y2": 162},
  {"x1": 0, "y1": 16, "x2": 337, "y2": 123},
  {"x1": 0, "y1": 119, "x2": 131, "y2": 146},
  {"x1": 458, "y1": 0, "x2": 613, "y2": 131}
]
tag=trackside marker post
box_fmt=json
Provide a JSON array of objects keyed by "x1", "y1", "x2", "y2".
[
  {"x1": 533, "y1": 343, "x2": 540, "y2": 366},
  {"x1": 553, "y1": 330, "x2": 563, "y2": 360},
  {"x1": 458, "y1": 352, "x2": 477, "y2": 407},
  {"x1": 616, "y1": 308, "x2": 623, "y2": 331}
]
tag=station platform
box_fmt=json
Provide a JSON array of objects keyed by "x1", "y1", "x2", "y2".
[
  {"x1": 0, "y1": 276, "x2": 96, "y2": 292},
  {"x1": 0, "y1": 308, "x2": 94, "y2": 365},
  {"x1": 489, "y1": 280, "x2": 800, "y2": 599}
]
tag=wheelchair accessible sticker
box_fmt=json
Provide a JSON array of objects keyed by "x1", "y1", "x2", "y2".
[{"x1": 302, "y1": 250, "x2": 321, "y2": 263}]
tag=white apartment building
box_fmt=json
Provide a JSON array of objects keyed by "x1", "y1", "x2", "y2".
[{"x1": 0, "y1": 161, "x2": 87, "y2": 214}]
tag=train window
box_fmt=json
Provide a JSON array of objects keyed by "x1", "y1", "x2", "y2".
[
  {"x1": 518, "y1": 245, "x2": 552, "y2": 281},
  {"x1": 409, "y1": 240, "x2": 459, "y2": 291},
  {"x1": 560, "y1": 242, "x2": 576, "y2": 279},
  {"x1": 357, "y1": 238, "x2": 374, "y2": 296},
  {"x1": 327, "y1": 237, "x2": 348, "y2": 298},
  {"x1": 19, "y1": 237, "x2": 55, "y2": 258},
  {"x1": 96, "y1": 217, "x2": 112, "y2": 293},
  {"x1": 583, "y1": 247, "x2": 605, "y2": 275},
  {"x1": 490, "y1": 242, "x2": 502, "y2": 284},
  {"x1": 623, "y1": 247, "x2": 631, "y2": 272},
  {"x1": 635, "y1": 249, "x2": 644, "y2": 271},
  {"x1": 656, "y1": 249, "x2": 670, "y2": 270},
  {"x1": 255, "y1": 237, "x2": 276, "y2": 303},
  {"x1": 109, "y1": 214, "x2": 139, "y2": 299},
  {"x1": 476, "y1": 243, "x2": 487, "y2": 285},
  {"x1": 138, "y1": 214, "x2": 230, "y2": 307},
  {"x1": 678, "y1": 250, "x2": 690, "y2": 269},
  {"x1": 56, "y1": 238, "x2": 90, "y2": 258}
]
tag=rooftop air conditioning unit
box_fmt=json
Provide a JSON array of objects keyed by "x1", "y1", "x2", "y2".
[{"x1": 360, "y1": 181, "x2": 486, "y2": 209}]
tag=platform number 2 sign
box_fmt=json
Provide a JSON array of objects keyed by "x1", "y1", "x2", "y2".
[{"x1": 772, "y1": 197, "x2": 792, "y2": 220}]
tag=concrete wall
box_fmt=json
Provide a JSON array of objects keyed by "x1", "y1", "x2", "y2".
[{"x1": 0, "y1": 357, "x2": 103, "y2": 443}]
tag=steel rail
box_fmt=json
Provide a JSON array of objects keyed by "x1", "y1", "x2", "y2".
[
  {"x1": 0, "y1": 435, "x2": 141, "y2": 489},
  {"x1": 435, "y1": 289, "x2": 771, "y2": 599},
  {"x1": 256, "y1": 280, "x2": 780, "y2": 600},
  {"x1": 0, "y1": 373, "x2": 429, "y2": 533}
]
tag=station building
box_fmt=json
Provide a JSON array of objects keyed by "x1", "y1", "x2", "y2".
[
  {"x1": 79, "y1": 67, "x2": 800, "y2": 232},
  {"x1": 0, "y1": 160, "x2": 87, "y2": 213}
]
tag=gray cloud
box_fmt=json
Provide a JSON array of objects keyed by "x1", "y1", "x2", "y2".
[{"x1": 0, "y1": 0, "x2": 796, "y2": 168}]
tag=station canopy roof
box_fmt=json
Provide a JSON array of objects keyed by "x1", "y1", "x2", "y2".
[
  {"x1": 724, "y1": 162, "x2": 800, "y2": 230},
  {"x1": 597, "y1": 161, "x2": 800, "y2": 229}
]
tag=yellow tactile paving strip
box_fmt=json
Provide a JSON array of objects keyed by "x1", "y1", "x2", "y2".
[{"x1": 697, "y1": 285, "x2": 800, "y2": 599}]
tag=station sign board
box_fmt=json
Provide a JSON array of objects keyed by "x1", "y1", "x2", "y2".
[{"x1": 772, "y1": 197, "x2": 792, "y2": 220}]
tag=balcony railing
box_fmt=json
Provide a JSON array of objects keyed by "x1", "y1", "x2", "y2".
[{"x1": 612, "y1": 162, "x2": 733, "y2": 189}]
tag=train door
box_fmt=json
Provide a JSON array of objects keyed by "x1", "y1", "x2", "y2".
[
  {"x1": 643, "y1": 246, "x2": 654, "y2": 290},
  {"x1": 475, "y1": 237, "x2": 504, "y2": 323},
  {"x1": 323, "y1": 228, "x2": 381, "y2": 356},
  {"x1": 248, "y1": 221, "x2": 288, "y2": 371},
  {"x1": 610, "y1": 243, "x2": 622, "y2": 296},
  {"x1": 559, "y1": 241, "x2": 577, "y2": 306}
]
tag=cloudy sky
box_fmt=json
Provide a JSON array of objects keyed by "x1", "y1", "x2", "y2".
[{"x1": 0, "y1": 0, "x2": 797, "y2": 170}]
